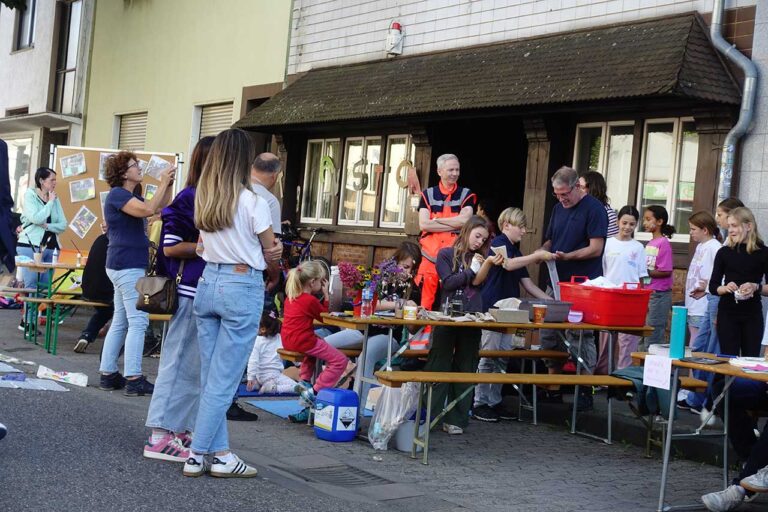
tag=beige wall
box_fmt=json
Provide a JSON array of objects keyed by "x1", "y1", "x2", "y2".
[{"x1": 83, "y1": 0, "x2": 290, "y2": 165}]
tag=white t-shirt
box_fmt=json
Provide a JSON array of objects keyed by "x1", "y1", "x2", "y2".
[
  {"x1": 247, "y1": 334, "x2": 285, "y2": 382},
  {"x1": 200, "y1": 188, "x2": 271, "y2": 270},
  {"x1": 251, "y1": 181, "x2": 282, "y2": 234},
  {"x1": 685, "y1": 238, "x2": 722, "y2": 317},
  {"x1": 602, "y1": 237, "x2": 648, "y2": 286}
]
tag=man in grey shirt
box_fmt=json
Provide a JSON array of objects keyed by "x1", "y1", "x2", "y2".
[
  {"x1": 251, "y1": 152, "x2": 283, "y2": 235},
  {"x1": 251, "y1": 152, "x2": 283, "y2": 292}
]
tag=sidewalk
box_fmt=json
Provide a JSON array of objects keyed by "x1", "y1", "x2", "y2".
[{"x1": 1, "y1": 307, "x2": 765, "y2": 511}]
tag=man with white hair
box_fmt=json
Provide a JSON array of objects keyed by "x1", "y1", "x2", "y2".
[
  {"x1": 538, "y1": 166, "x2": 608, "y2": 412},
  {"x1": 415, "y1": 154, "x2": 476, "y2": 310}
]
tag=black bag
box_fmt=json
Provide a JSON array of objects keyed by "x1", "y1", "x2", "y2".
[{"x1": 135, "y1": 243, "x2": 184, "y2": 315}]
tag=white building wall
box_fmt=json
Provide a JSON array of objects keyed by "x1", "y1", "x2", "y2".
[
  {"x1": 736, "y1": 2, "x2": 768, "y2": 227},
  {"x1": 0, "y1": 0, "x2": 57, "y2": 115},
  {"x1": 288, "y1": 0, "x2": 756, "y2": 74}
]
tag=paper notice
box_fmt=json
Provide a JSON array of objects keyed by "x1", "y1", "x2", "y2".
[{"x1": 642, "y1": 355, "x2": 672, "y2": 390}]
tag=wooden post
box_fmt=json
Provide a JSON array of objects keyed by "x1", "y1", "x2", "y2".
[
  {"x1": 405, "y1": 128, "x2": 431, "y2": 236},
  {"x1": 521, "y1": 118, "x2": 552, "y2": 286}
]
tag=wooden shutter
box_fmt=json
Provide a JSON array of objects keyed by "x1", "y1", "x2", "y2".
[
  {"x1": 199, "y1": 103, "x2": 233, "y2": 138},
  {"x1": 118, "y1": 112, "x2": 148, "y2": 151}
]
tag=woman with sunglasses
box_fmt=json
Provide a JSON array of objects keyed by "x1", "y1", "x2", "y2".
[{"x1": 99, "y1": 151, "x2": 176, "y2": 396}]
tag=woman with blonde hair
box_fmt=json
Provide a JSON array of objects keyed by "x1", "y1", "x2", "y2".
[
  {"x1": 709, "y1": 207, "x2": 768, "y2": 357},
  {"x1": 183, "y1": 129, "x2": 277, "y2": 479}
]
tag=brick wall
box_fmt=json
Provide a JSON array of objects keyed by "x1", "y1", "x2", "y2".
[
  {"x1": 331, "y1": 243, "x2": 370, "y2": 266},
  {"x1": 373, "y1": 246, "x2": 397, "y2": 265},
  {"x1": 288, "y1": 0, "x2": 757, "y2": 74}
]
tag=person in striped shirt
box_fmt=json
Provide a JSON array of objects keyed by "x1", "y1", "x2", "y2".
[{"x1": 579, "y1": 171, "x2": 618, "y2": 238}]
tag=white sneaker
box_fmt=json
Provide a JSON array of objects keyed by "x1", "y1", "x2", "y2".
[
  {"x1": 210, "y1": 453, "x2": 258, "y2": 478},
  {"x1": 73, "y1": 338, "x2": 89, "y2": 353},
  {"x1": 442, "y1": 423, "x2": 463, "y2": 435},
  {"x1": 701, "y1": 484, "x2": 745, "y2": 511},
  {"x1": 182, "y1": 455, "x2": 209, "y2": 477},
  {"x1": 700, "y1": 407, "x2": 717, "y2": 427}
]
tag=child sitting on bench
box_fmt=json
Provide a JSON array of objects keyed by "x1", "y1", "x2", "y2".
[{"x1": 246, "y1": 305, "x2": 296, "y2": 395}]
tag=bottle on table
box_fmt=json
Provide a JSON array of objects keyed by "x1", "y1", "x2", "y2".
[
  {"x1": 51, "y1": 248, "x2": 59, "y2": 265},
  {"x1": 361, "y1": 285, "x2": 374, "y2": 318}
]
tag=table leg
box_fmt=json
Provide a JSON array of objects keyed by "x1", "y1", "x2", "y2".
[
  {"x1": 422, "y1": 384, "x2": 433, "y2": 465},
  {"x1": 385, "y1": 327, "x2": 394, "y2": 370},
  {"x1": 532, "y1": 359, "x2": 538, "y2": 425},
  {"x1": 353, "y1": 325, "x2": 370, "y2": 430},
  {"x1": 658, "y1": 366, "x2": 680, "y2": 512},
  {"x1": 411, "y1": 382, "x2": 425, "y2": 460},
  {"x1": 570, "y1": 330, "x2": 583, "y2": 435}
]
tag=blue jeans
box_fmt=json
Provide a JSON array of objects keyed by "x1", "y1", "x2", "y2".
[
  {"x1": 686, "y1": 295, "x2": 720, "y2": 408},
  {"x1": 644, "y1": 290, "x2": 672, "y2": 347},
  {"x1": 475, "y1": 330, "x2": 515, "y2": 407},
  {"x1": 145, "y1": 296, "x2": 200, "y2": 434},
  {"x1": 16, "y1": 246, "x2": 53, "y2": 323},
  {"x1": 99, "y1": 268, "x2": 149, "y2": 377},
  {"x1": 191, "y1": 263, "x2": 264, "y2": 454}
]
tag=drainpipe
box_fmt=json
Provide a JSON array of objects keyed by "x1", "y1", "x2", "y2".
[{"x1": 710, "y1": 0, "x2": 759, "y2": 203}]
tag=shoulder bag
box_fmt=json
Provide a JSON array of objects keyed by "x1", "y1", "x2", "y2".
[{"x1": 135, "y1": 242, "x2": 184, "y2": 315}]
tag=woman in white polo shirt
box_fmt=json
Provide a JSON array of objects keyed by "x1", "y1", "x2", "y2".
[{"x1": 182, "y1": 129, "x2": 278, "y2": 479}]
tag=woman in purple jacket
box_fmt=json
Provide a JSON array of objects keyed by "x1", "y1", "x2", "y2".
[
  {"x1": 425, "y1": 215, "x2": 503, "y2": 435},
  {"x1": 141, "y1": 137, "x2": 213, "y2": 462}
]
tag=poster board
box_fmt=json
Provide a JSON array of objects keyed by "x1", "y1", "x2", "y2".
[{"x1": 52, "y1": 146, "x2": 177, "y2": 252}]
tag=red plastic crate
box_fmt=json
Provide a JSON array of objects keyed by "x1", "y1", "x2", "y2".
[{"x1": 559, "y1": 276, "x2": 652, "y2": 327}]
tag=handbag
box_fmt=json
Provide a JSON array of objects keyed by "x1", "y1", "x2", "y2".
[{"x1": 135, "y1": 243, "x2": 185, "y2": 314}]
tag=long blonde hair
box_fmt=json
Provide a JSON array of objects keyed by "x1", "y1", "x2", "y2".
[
  {"x1": 452, "y1": 215, "x2": 491, "y2": 272},
  {"x1": 194, "y1": 129, "x2": 255, "y2": 232},
  {"x1": 725, "y1": 207, "x2": 763, "y2": 253},
  {"x1": 285, "y1": 261, "x2": 328, "y2": 300}
]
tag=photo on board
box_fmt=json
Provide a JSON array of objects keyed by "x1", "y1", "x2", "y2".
[
  {"x1": 60, "y1": 153, "x2": 87, "y2": 179},
  {"x1": 69, "y1": 177, "x2": 96, "y2": 203},
  {"x1": 69, "y1": 205, "x2": 98, "y2": 239}
]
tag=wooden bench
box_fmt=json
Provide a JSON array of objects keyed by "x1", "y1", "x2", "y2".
[
  {"x1": 277, "y1": 347, "x2": 362, "y2": 363},
  {"x1": 374, "y1": 370, "x2": 707, "y2": 464}
]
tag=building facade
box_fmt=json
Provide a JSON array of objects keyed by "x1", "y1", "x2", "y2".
[
  {"x1": 0, "y1": 0, "x2": 94, "y2": 209},
  {"x1": 82, "y1": 0, "x2": 291, "y2": 186},
  {"x1": 237, "y1": 0, "x2": 763, "y2": 292}
]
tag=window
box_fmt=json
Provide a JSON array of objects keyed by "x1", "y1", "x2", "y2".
[
  {"x1": 573, "y1": 122, "x2": 634, "y2": 208},
  {"x1": 198, "y1": 102, "x2": 233, "y2": 139},
  {"x1": 638, "y1": 119, "x2": 698, "y2": 237},
  {"x1": 53, "y1": 0, "x2": 81, "y2": 114},
  {"x1": 301, "y1": 139, "x2": 340, "y2": 224},
  {"x1": 117, "y1": 112, "x2": 148, "y2": 151},
  {"x1": 380, "y1": 135, "x2": 416, "y2": 227},
  {"x1": 15, "y1": 0, "x2": 36, "y2": 50},
  {"x1": 5, "y1": 136, "x2": 33, "y2": 211},
  {"x1": 338, "y1": 137, "x2": 381, "y2": 226}
]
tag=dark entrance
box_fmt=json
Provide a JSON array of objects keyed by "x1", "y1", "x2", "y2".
[{"x1": 428, "y1": 116, "x2": 527, "y2": 231}]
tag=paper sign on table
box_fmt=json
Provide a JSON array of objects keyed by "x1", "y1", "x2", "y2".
[{"x1": 643, "y1": 355, "x2": 672, "y2": 390}]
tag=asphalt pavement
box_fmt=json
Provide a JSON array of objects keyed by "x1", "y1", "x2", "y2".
[{"x1": 1, "y1": 307, "x2": 767, "y2": 512}]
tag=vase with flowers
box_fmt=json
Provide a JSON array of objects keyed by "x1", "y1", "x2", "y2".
[{"x1": 337, "y1": 260, "x2": 407, "y2": 316}]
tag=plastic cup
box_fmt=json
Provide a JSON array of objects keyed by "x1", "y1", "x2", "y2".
[
  {"x1": 403, "y1": 305, "x2": 417, "y2": 320},
  {"x1": 532, "y1": 304, "x2": 548, "y2": 324},
  {"x1": 33, "y1": 252, "x2": 43, "y2": 264}
]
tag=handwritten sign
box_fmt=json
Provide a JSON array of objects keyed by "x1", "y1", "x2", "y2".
[{"x1": 643, "y1": 355, "x2": 672, "y2": 390}]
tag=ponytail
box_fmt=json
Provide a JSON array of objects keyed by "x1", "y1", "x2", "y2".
[
  {"x1": 645, "y1": 205, "x2": 675, "y2": 239},
  {"x1": 285, "y1": 260, "x2": 327, "y2": 300}
]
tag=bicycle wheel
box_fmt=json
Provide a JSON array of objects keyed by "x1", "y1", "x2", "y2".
[{"x1": 302, "y1": 255, "x2": 331, "y2": 278}]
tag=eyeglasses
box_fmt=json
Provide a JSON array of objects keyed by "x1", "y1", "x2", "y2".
[
  {"x1": 552, "y1": 187, "x2": 574, "y2": 199},
  {"x1": 124, "y1": 161, "x2": 139, "y2": 171}
]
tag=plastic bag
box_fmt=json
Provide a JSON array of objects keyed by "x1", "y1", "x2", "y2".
[{"x1": 368, "y1": 381, "x2": 419, "y2": 451}]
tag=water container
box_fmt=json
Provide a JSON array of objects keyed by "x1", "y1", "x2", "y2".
[
  {"x1": 313, "y1": 388, "x2": 359, "y2": 442},
  {"x1": 394, "y1": 413, "x2": 426, "y2": 452}
]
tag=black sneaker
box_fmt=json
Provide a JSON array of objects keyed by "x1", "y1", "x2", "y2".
[
  {"x1": 99, "y1": 371, "x2": 127, "y2": 391},
  {"x1": 226, "y1": 402, "x2": 259, "y2": 421},
  {"x1": 676, "y1": 399, "x2": 692, "y2": 411},
  {"x1": 124, "y1": 376, "x2": 154, "y2": 396},
  {"x1": 539, "y1": 389, "x2": 563, "y2": 404},
  {"x1": 492, "y1": 403, "x2": 518, "y2": 421},
  {"x1": 472, "y1": 404, "x2": 500, "y2": 422},
  {"x1": 576, "y1": 392, "x2": 594, "y2": 412}
]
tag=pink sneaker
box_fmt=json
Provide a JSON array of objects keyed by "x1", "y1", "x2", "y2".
[
  {"x1": 143, "y1": 434, "x2": 189, "y2": 462},
  {"x1": 175, "y1": 432, "x2": 192, "y2": 448}
]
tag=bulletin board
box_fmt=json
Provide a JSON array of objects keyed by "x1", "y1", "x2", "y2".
[{"x1": 52, "y1": 146, "x2": 178, "y2": 251}]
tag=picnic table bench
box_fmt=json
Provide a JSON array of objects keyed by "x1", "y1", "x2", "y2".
[{"x1": 374, "y1": 369, "x2": 707, "y2": 464}]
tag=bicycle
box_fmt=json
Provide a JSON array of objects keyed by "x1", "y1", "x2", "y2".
[{"x1": 277, "y1": 226, "x2": 331, "y2": 280}]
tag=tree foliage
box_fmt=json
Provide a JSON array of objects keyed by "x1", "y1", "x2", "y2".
[{"x1": 2, "y1": 0, "x2": 27, "y2": 10}]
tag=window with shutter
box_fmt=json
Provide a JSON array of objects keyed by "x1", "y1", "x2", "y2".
[
  {"x1": 118, "y1": 112, "x2": 148, "y2": 151},
  {"x1": 199, "y1": 103, "x2": 233, "y2": 139}
]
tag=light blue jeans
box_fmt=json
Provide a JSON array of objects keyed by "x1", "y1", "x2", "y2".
[
  {"x1": 99, "y1": 268, "x2": 149, "y2": 377},
  {"x1": 325, "y1": 329, "x2": 398, "y2": 407},
  {"x1": 191, "y1": 263, "x2": 264, "y2": 454},
  {"x1": 687, "y1": 294, "x2": 721, "y2": 408},
  {"x1": 145, "y1": 296, "x2": 200, "y2": 434},
  {"x1": 474, "y1": 330, "x2": 514, "y2": 407},
  {"x1": 16, "y1": 246, "x2": 53, "y2": 323}
]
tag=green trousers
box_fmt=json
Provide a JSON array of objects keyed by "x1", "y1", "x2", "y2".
[{"x1": 423, "y1": 325, "x2": 480, "y2": 428}]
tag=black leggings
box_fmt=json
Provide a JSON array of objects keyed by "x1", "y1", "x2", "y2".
[{"x1": 716, "y1": 309, "x2": 762, "y2": 357}]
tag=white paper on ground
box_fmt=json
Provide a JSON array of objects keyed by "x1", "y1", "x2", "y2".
[
  {"x1": 0, "y1": 378, "x2": 68, "y2": 391},
  {"x1": 0, "y1": 353, "x2": 35, "y2": 365},
  {"x1": 36, "y1": 365, "x2": 88, "y2": 387},
  {"x1": 643, "y1": 355, "x2": 672, "y2": 390}
]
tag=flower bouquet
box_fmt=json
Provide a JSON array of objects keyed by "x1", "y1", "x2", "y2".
[{"x1": 337, "y1": 260, "x2": 410, "y2": 316}]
